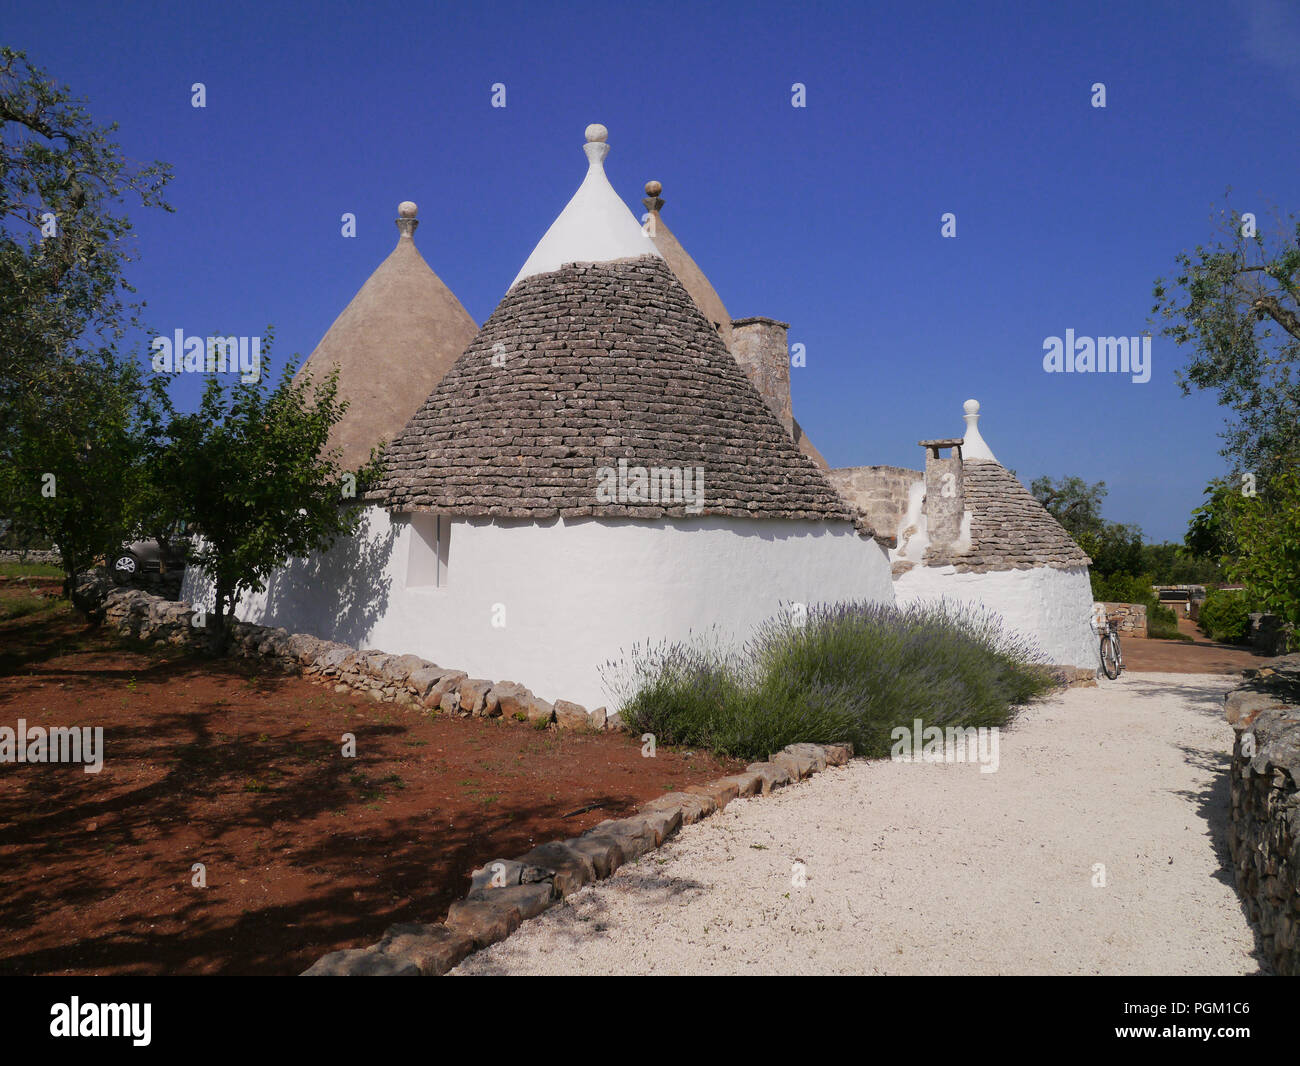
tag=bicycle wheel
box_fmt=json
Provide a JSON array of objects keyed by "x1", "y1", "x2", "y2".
[{"x1": 1100, "y1": 634, "x2": 1120, "y2": 679}]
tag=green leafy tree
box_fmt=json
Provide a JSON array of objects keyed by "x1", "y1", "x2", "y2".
[
  {"x1": 0, "y1": 350, "x2": 157, "y2": 593},
  {"x1": 0, "y1": 47, "x2": 171, "y2": 589},
  {"x1": 1153, "y1": 195, "x2": 1300, "y2": 480},
  {"x1": 169, "y1": 339, "x2": 359, "y2": 648},
  {"x1": 1030, "y1": 474, "x2": 1142, "y2": 576},
  {"x1": 1192, "y1": 466, "x2": 1300, "y2": 627}
]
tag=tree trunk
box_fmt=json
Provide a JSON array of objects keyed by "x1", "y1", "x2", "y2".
[{"x1": 214, "y1": 579, "x2": 232, "y2": 654}]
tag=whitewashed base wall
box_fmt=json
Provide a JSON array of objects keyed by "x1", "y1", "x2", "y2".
[
  {"x1": 183, "y1": 508, "x2": 895, "y2": 710},
  {"x1": 892, "y1": 562, "x2": 1099, "y2": 671}
]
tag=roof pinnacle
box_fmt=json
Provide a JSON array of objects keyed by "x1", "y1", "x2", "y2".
[{"x1": 396, "y1": 201, "x2": 418, "y2": 239}]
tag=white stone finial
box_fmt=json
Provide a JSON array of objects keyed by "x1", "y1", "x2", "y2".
[
  {"x1": 395, "y1": 201, "x2": 419, "y2": 238},
  {"x1": 509, "y1": 123, "x2": 663, "y2": 288},
  {"x1": 961, "y1": 398, "x2": 998, "y2": 462},
  {"x1": 583, "y1": 124, "x2": 611, "y2": 167}
]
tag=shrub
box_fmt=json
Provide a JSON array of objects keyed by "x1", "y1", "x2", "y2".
[
  {"x1": 1145, "y1": 602, "x2": 1189, "y2": 641},
  {"x1": 1199, "y1": 589, "x2": 1254, "y2": 645},
  {"x1": 1091, "y1": 571, "x2": 1191, "y2": 640},
  {"x1": 1091, "y1": 571, "x2": 1154, "y2": 605},
  {"x1": 603, "y1": 601, "x2": 1056, "y2": 761}
]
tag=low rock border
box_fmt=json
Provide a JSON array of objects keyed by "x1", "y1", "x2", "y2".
[
  {"x1": 99, "y1": 585, "x2": 620, "y2": 732},
  {"x1": 300, "y1": 740, "x2": 854, "y2": 975},
  {"x1": 1223, "y1": 653, "x2": 1300, "y2": 975}
]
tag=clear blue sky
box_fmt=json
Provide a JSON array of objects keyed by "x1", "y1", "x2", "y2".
[{"x1": 10, "y1": 0, "x2": 1298, "y2": 541}]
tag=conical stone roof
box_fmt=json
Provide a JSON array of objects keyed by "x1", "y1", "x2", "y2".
[
  {"x1": 371, "y1": 254, "x2": 853, "y2": 522},
  {"x1": 642, "y1": 182, "x2": 733, "y2": 350},
  {"x1": 643, "y1": 180, "x2": 830, "y2": 471},
  {"x1": 918, "y1": 402, "x2": 1090, "y2": 572},
  {"x1": 923, "y1": 459, "x2": 1091, "y2": 572},
  {"x1": 294, "y1": 203, "x2": 478, "y2": 472}
]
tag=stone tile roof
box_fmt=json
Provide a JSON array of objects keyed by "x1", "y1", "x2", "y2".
[
  {"x1": 370, "y1": 255, "x2": 856, "y2": 524},
  {"x1": 925, "y1": 459, "x2": 1092, "y2": 572}
]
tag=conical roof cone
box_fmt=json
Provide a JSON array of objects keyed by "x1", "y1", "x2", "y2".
[
  {"x1": 642, "y1": 181, "x2": 732, "y2": 349},
  {"x1": 294, "y1": 203, "x2": 478, "y2": 472},
  {"x1": 511, "y1": 124, "x2": 661, "y2": 288},
  {"x1": 643, "y1": 179, "x2": 829, "y2": 470},
  {"x1": 924, "y1": 400, "x2": 1090, "y2": 571},
  {"x1": 373, "y1": 127, "x2": 849, "y2": 525}
]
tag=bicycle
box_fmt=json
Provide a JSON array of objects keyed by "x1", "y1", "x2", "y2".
[{"x1": 1098, "y1": 614, "x2": 1125, "y2": 680}]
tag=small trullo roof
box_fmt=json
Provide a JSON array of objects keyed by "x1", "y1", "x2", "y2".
[{"x1": 294, "y1": 202, "x2": 478, "y2": 472}]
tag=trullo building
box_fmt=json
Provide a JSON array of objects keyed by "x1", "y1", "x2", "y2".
[
  {"x1": 205, "y1": 125, "x2": 895, "y2": 708},
  {"x1": 829, "y1": 400, "x2": 1098, "y2": 673}
]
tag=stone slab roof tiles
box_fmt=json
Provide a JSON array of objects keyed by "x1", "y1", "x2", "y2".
[
  {"x1": 369, "y1": 254, "x2": 855, "y2": 524},
  {"x1": 925, "y1": 458, "x2": 1092, "y2": 572}
]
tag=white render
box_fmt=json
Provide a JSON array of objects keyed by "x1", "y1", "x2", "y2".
[
  {"x1": 183, "y1": 506, "x2": 894, "y2": 710},
  {"x1": 892, "y1": 561, "x2": 1099, "y2": 671},
  {"x1": 961, "y1": 398, "x2": 998, "y2": 462},
  {"x1": 510, "y1": 125, "x2": 662, "y2": 288}
]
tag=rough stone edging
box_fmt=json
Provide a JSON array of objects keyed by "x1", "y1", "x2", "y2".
[
  {"x1": 1223, "y1": 652, "x2": 1300, "y2": 975},
  {"x1": 299, "y1": 740, "x2": 855, "y2": 975},
  {"x1": 96, "y1": 583, "x2": 621, "y2": 733}
]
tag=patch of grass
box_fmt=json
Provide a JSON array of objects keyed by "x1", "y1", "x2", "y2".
[
  {"x1": 604, "y1": 600, "x2": 1056, "y2": 762},
  {"x1": 0, "y1": 593, "x2": 59, "y2": 622},
  {"x1": 0, "y1": 562, "x2": 61, "y2": 579}
]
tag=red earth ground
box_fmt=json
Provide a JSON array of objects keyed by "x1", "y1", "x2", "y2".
[
  {"x1": 1, "y1": 578, "x2": 1263, "y2": 975},
  {"x1": 1121, "y1": 614, "x2": 1268, "y2": 673},
  {"x1": 0, "y1": 577, "x2": 741, "y2": 975}
]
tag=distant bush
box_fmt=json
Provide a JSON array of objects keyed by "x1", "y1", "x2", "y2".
[
  {"x1": 1199, "y1": 589, "x2": 1254, "y2": 645},
  {"x1": 1146, "y1": 601, "x2": 1190, "y2": 641},
  {"x1": 603, "y1": 601, "x2": 1056, "y2": 761},
  {"x1": 1091, "y1": 571, "x2": 1152, "y2": 605}
]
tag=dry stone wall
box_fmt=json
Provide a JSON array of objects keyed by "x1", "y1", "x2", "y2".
[
  {"x1": 826, "y1": 465, "x2": 921, "y2": 549},
  {"x1": 1100, "y1": 602, "x2": 1146, "y2": 638},
  {"x1": 99, "y1": 585, "x2": 618, "y2": 733},
  {"x1": 1224, "y1": 653, "x2": 1300, "y2": 975},
  {"x1": 0, "y1": 549, "x2": 61, "y2": 565}
]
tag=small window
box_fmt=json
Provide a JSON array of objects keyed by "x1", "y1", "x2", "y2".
[{"x1": 406, "y1": 513, "x2": 449, "y2": 588}]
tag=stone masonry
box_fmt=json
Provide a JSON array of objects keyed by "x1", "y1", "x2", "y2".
[{"x1": 1223, "y1": 653, "x2": 1300, "y2": 975}]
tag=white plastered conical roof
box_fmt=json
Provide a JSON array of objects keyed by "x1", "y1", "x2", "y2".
[
  {"x1": 962, "y1": 398, "x2": 999, "y2": 462},
  {"x1": 510, "y1": 124, "x2": 662, "y2": 288}
]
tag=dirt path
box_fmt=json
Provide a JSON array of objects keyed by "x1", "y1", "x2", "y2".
[
  {"x1": 453, "y1": 673, "x2": 1263, "y2": 975},
  {"x1": 1123, "y1": 616, "x2": 1266, "y2": 674}
]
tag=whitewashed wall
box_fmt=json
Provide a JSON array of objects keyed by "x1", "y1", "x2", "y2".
[
  {"x1": 892, "y1": 562, "x2": 1099, "y2": 670},
  {"x1": 183, "y1": 507, "x2": 894, "y2": 710}
]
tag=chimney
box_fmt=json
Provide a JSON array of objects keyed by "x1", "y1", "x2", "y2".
[
  {"x1": 918, "y1": 438, "x2": 965, "y2": 548},
  {"x1": 731, "y1": 316, "x2": 793, "y2": 438}
]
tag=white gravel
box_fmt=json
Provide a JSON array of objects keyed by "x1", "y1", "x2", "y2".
[{"x1": 452, "y1": 673, "x2": 1263, "y2": 975}]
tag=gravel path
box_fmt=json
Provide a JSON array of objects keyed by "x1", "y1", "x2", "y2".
[{"x1": 452, "y1": 673, "x2": 1263, "y2": 975}]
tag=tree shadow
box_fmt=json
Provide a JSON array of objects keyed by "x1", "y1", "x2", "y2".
[
  {"x1": 256, "y1": 510, "x2": 395, "y2": 646},
  {"x1": 1166, "y1": 741, "x2": 1271, "y2": 973}
]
